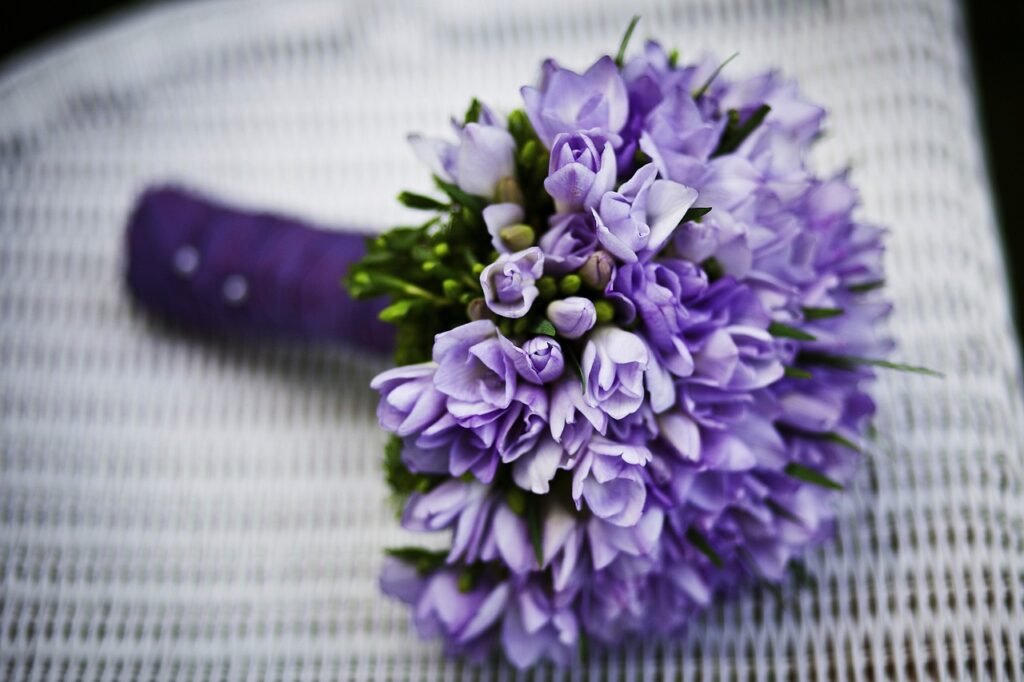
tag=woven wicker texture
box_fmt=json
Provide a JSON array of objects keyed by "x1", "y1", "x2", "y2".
[{"x1": 1, "y1": 0, "x2": 1022, "y2": 680}]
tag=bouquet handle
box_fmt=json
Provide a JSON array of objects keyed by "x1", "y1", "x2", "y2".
[{"x1": 125, "y1": 186, "x2": 393, "y2": 353}]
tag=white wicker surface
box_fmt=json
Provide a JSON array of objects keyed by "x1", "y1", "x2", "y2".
[{"x1": 1, "y1": 0, "x2": 1022, "y2": 680}]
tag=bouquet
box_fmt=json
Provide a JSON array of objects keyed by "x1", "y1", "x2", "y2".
[{"x1": 347, "y1": 20, "x2": 928, "y2": 668}]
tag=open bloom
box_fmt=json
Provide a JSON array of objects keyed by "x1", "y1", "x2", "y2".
[
  {"x1": 593, "y1": 164, "x2": 698, "y2": 263},
  {"x1": 522, "y1": 55, "x2": 629, "y2": 147},
  {"x1": 409, "y1": 118, "x2": 516, "y2": 199},
  {"x1": 538, "y1": 212, "x2": 598, "y2": 274},
  {"x1": 581, "y1": 326, "x2": 649, "y2": 420},
  {"x1": 370, "y1": 362, "x2": 447, "y2": 437}
]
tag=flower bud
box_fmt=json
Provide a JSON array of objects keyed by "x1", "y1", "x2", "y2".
[
  {"x1": 594, "y1": 299, "x2": 616, "y2": 323},
  {"x1": 495, "y1": 176, "x2": 525, "y2": 205},
  {"x1": 466, "y1": 297, "x2": 488, "y2": 320},
  {"x1": 559, "y1": 274, "x2": 582, "y2": 296},
  {"x1": 498, "y1": 224, "x2": 536, "y2": 251},
  {"x1": 579, "y1": 250, "x2": 615, "y2": 290},
  {"x1": 547, "y1": 297, "x2": 597, "y2": 339}
]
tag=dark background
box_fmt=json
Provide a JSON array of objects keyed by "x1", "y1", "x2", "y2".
[{"x1": 2, "y1": 2, "x2": 1021, "y2": 338}]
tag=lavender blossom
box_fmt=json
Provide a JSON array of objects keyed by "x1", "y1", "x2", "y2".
[
  {"x1": 480, "y1": 248, "x2": 545, "y2": 319},
  {"x1": 546, "y1": 297, "x2": 597, "y2": 339},
  {"x1": 521, "y1": 56, "x2": 629, "y2": 147},
  {"x1": 545, "y1": 130, "x2": 617, "y2": 212},
  {"x1": 593, "y1": 164, "x2": 698, "y2": 263}
]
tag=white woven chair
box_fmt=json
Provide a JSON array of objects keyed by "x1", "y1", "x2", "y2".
[{"x1": 1, "y1": 1, "x2": 1021, "y2": 679}]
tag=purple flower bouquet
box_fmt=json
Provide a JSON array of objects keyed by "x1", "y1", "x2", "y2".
[{"x1": 341, "y1": 22, "x2": 936, "y2": 668}]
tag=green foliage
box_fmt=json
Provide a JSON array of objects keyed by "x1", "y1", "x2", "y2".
[
  {"x1": 681, "y1": 206, "x2": 712, "y2": 223},
  {"x1": 615, "y1": 16, "x2": 642, "y2": 67},
  {"x1": 768, "y1": 322, "x2": 817, "y2": 341},
  {"x1": 385, "y1": 546, "x2": 449, "y2": 574},
  {"x1": 713, "y1": 104, "x2": 771, "y2": 157},
  {"x1": 801, "y1": 307, "x2": 844, "y2": 320},
  {"x1": 692, "y1": 52, "x2": 739, "y2": 99},
  {"x1": 784, "y1": 463, "x2": 843, "y2": 490},
  {"x1": 798, "y1": 351, "x2": 943, "y2": 378},
  {"x1": 686, "y1": 527, "x2": 724, "y2": 567}
]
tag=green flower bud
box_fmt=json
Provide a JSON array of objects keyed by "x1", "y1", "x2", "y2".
[
  {"x1": 559, "y1": 274, "x2": 582, "y2": 296},
  {"x1": 442, "y1": 279, "x2": 462, "y2": 299},
  {"x1": 594, "y1": 299, "x2": 616, "y2": 323},
  {"x1": 433, "y1": 242, "x2": 450, "y2": 258},
  {"x1": 536, "y1": 276, "x2": 558, "y2": 300},
  {"x1": 495, "y1": 176, "x2": 524, "y2": 205},
  {"x1": 498, "y1": 224, "x2": 536, "y2": 251}
]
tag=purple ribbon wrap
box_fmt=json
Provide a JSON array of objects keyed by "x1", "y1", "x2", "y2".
[{"x1": 125, "y1": 186, "x2": 393, "y2": 353}]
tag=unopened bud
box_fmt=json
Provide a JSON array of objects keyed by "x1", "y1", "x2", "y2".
[
  {"x1": 594, "y1": 299, "x2": 616, "y2": 324},
  {"x1": 466, "y1": 297, "x2": 488, "y2": 320},
  {"x1": 559, "y1": 274, "x2": 582, "y2": 296},
  {"x1": 498, "y1": 224, "x2": 535, "y2": 251},
  {"x1": 579, "y1": 250, "x2": 615, "y2": 290},
  {"x1": 495, "y1": 176, "x2": 525, "y2": 205}
]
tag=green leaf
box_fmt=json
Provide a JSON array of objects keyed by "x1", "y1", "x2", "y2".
[
  {"x1": 533, "y1": 320, "x2": 557, "y2": 337},
  {"x1": 799, "y1": 352, "x2": 943, "y2": 378},
  {"x1": 506, "y1": 487, "x2": 527, "y2": 516},
  {"x1": 681, "y1": 206, "x2": 712, "y2": 223},
  {"x1": 821, "y1": 432, "x2": 861, "y2": 451},
  {"x1": 434, "y1": 176, "x2": 487, "y2": 213},
  {"x1": 397, "y1": 191, "x2": 448, "y2": 211},
  {"x1": 802, "y1": 307, "x2": 844, "y2": 321},
  {"x1": 713, "y1": 104, "x2": 771, "y2": 157},
  {"x1": 692, "y1": 52, "x2": 739, "y2": 98},
  {"x1": 783, "y1": 366, "x2": 813, "y2": 380},
  {"x1": 526, "y1": 497, "x2": 544, "y2": 567},
  {"x1": 853, "y1": 357, "x2": 943, "y2": 377},
  {"x1": 378, "y1": 299, "x2": 416, "y2": 323},
  {"x1": 562, "y1": 343, "x2": 587, "y2": 389},
  {"x1": 701, "y1": 257, "x2": 724, "y2": 281},
  {"x1": 385, "y1": 546, "x2": 449, "y2": 574},
  {"x1": 847, "y1": 279, "x2": 885, "y2": 293},
  {"x1": 784, "y1": 463, "x2": 843, "y2": 490},
  {"x1": 768, "y1": 322, "x2": 816, "y2": 341},
  {"x1": 686, "y1": 528, "x2": 724, "y2": 567},
  {"x1": 614, "y1": 15, "x2": 641, "y2": 67},
  {"x1": 464, "y1": 97, "x2": 483, "y2": 125}
]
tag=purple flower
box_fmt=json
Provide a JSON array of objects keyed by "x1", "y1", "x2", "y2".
[
  {"x1": 581, "y1": 326, "x2": 649, "y2": 420},
  {"x1": 571, "y1": 437, "x2": 651, "y2": 527},
  {"x1": 370, "y1": 362, "x2": 446, "y2": 437},
  {"x1": 549, "y1": 376, "x2": 607, "y2": 455},
  {"x1": 538, "y1": 213, "x2": 598, "y2": 274},
  {"x1": 593, "y1": 164, "x2": 698, "y2": 263},
  {"x1": 546, "y1": 297, "x2": 596, "y2": 339},
  {"x1": 480, "y1": 247, "x2": 545, "y2": 319},
  {"x1": 512, "y1": 435, "x2": 569, "y2": 494},
  {"x1": 433, "y1": 320, "x2": 517, "y2": 414},
  {"x1": 544, "y1": 130, "x2": 617, "y2": 212},
  {"x1": 482, "y1": 203, "x2": 525, "y2": 254},
  {"x1": 501, "y1": 580, "x2": 580, "y2": 668},
  {"x1": 378, "y1": 46, "x2": 892, "y2": 668},
  {"x1": 402, "y1": 479, "x2": 488, "y2": 534},
  {"x1": 409, "y1": 120, "x2": 516, "y2": 198},
  {"x1": 639, "y1": 86, "x2": 726, "y2": 187},
  {"x1": 522, "y1": 56, "x2": 629, "y2": 147},
  {"x1": 381, "y1": 561, "x2": 509, "y2": 656},
  {"x1": 610, "y1": 261, "x2": 702, "y2": 378},
  {"x1": 500, "y1": 335, "x2": 565, "y2": 384},
  {"x1": 586, "y1": 508, "x2": 664, "y2": 570}
]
